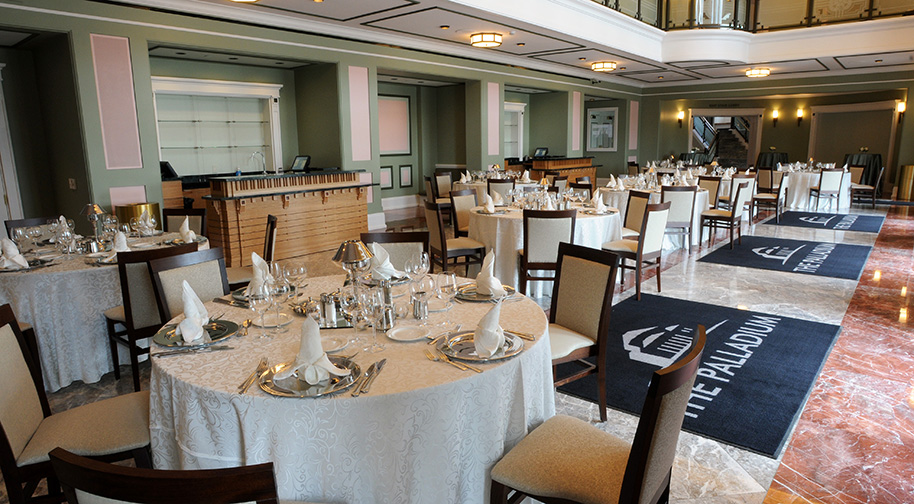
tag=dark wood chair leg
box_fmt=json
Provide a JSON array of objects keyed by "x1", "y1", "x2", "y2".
[
  {"x1": 656, "y1": 259, "x2": 661, "y2": 293},
  {"x1": 490, "y1": 480, "x2": 511, "y2": 504},
  {"x1": 107, "y1": 319, "x2": 121, "y2": 380},
  {"x1": 129, "y1": 342, "x2": 141, "y2": 392},
  {"x1": 597, "y1": 357, "x2": 608, "y2": 422},
  {"x1": 133, "y1": 446, "x2": 153, "y2": 468}
]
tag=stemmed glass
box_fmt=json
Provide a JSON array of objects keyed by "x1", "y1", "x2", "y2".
[
  {"x1": 361, "y1": 287, "x2": 386, "y2": 353},
  {"x1": 409, "y1": 275, "x2": 436, "y2": 326},
  {"x1": 27, "y1": 227, "x2": 42, "y2": 249},
  {"x1": 283, "y1": 261, "x2": 308, "y2": 300},
  {"x1": 436, "y1": 272, "x2": 458, "y2": 328},
  {"x1": 268, "y1": 262, "x2": 292, "y2": 334},
  {"x1": 339, "y1": 289, "x2": 364, "y2": 347},
  {"x1": 248, "y1": 282, "x2": 273, "y2": 339},
  {"x1": 12, "y1": 228, "x2": 29, "y2": 252}
]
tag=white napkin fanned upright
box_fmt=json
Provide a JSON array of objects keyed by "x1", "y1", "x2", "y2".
[
  {"x1": 491, "y1": 191, "x2": 504, "y2": 206},
  {"x1": 103, "y1": 231, "x2": 130, "y2": 263},
  {"x1": 0, "y1": 238, "x2": 29, "y2": 269},
  {"x1": 521, "y1": 170, "x2": 531, "y2": 182},
  {"x1": 179, "y1": 217, "x2": 197, "y2": 243},
  {"x1": 275, "y1": 317, "x2": 351, "y2": 384},
  {"x1": 543, "y1": 196, "x2": 556, "y2": 211},
  {"x1": 249, "y1": 252, "x2": 273, "y2": 293},
  {"x1": 483, "y1": 194, "x2": 496, "y2": 214},
  {"x1": 459, "y1": 172, "x2": 468, "y2": 183},
  {"x1": 175, "y1": 280, "x2": 210, "y2": 343},
  {"x1": 476, "y1": 250, "x2": 507, "y2": 297},
  {"x1": 606, "y1": 174, "x2": 616, "y2": 187},
  {"x1": 474, "y1": 300, "x2": 505, "y2": 359},
  {"x1": 369, "y1": 242, "x2": 405, "y2": 280},
  {"x1": 592, "y1": 193, "x2": 607, "y2": 213}
]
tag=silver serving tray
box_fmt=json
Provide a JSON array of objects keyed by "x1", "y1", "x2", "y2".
[
  {"x1": 153, "y1": 319, "x2": 239, "y2": 347},
  {"x1": 259, "y1": 356, "x2": 360, "y2": 398},
  {"x1": 438, "y1": 330, "x2": 524, "y2": 362},
  {"x1": 455, "y1": 283, "x2": 516, "y2": 302}
]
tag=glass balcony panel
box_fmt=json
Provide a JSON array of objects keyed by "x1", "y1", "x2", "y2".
[
  {"x1": 668, "y1": 0, "x2": 693, "y2": 28},
  {"x1": 873, "y1": 0, "x2": 913, "y2": 16},
  {"x1": 812, "y1": 0, "x2": 868, "y2": 23},
  {"x1": 618, "y1": 0, "x2": 639, "y2": 18},
  {"x1": 757, "y1": 1, "x2": 807, "y2": 30}
]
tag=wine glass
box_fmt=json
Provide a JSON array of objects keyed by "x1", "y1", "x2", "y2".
[
  {"x1": 56, "y1": 227, "x2": 74, "y2": 255},
  {"x1": 27, "y1": 227, "x2": 42, "y2": 248},
  {"x1": 283, "y1": 261, "x2": 308, "y2": 300},
  {"x1": 268, "y1": 262, "x2": 292, "y2": 334},
  {"x1": 12, "y1": 228, "x2": 29, "y2": 252},
  {"x1": 248, "y1": 282, "x2": 273, "y2": 339},
  {"x1": 361, "y1": 287, "x2": 386, "y2": 353},
  {"x1": 339, "y1": 289, "x2": 364, "y2": 347},
  {"x1": 436, "y1": 272, "x2": 458, "y2": 328},
  {"x1": 409, "y1": 275, "x2": 436, "y2": 325}
]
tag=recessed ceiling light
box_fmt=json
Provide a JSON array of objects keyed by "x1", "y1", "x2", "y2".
[
  {"x1": 516, "y1": 43, "x2": 525, "y2": 47},
  {"x1": 591, "y1": 61, "x2": 617, "y2": 72},
  {"x1": 470, "y1": 33, "x2": 502, "y2": 48},
  {"x1": 228, "y1": 57, "x2": 238, "y2": 60},
  {"x1": 875, "y1": 59, "x2": 883, "y2": 63},
  {"x1": 746, "y1": 67, "x2": 770, "y2": 78},
  {"x1": 579, "y1": 57, "x2": 586, "y2": 61},
  {"x1": 618, "y1": 66, "x2": 626, "y2": 71},
  {"x1": 440, "y1": 25, "x2": 449, "y2": 30},
  {"x1": 658, "y1": 76, "x2": 664, "y2": 79},
  {"x1": 175, "y1": 52, "x2": 186, "y2": 55},
  {"x1": 275, "y1": 62, "x2": 284, "y2": 65},
  {"x1": 417, "y1": 81, "x2": 425, "y2": 84},
  {"x1": 229, "y1": 0, "x2": 260, "y2": 3},
  {"x1": 391, "y1": 77, "x2": 398, "y2": 81}
]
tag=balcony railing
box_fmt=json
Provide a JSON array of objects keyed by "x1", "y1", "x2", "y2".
[{"x1": 593, "y1": 0, "x2": 913, "y2": 32}]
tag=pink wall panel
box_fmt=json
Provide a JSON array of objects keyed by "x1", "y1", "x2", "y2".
[
  {"x1": 109, "y1": 185, "x2": 147, "y2": 206},
  {"x1": 90, "y1": 34, "x2": 142, "y2": 170},
  {"x1": 487, "y1": 82, "x2": 500, "y2": 156},
  {"x1": 378, "y1": 97, "x2": 410, "y2": 154},
  {"x1": 572, "y1": 92, "x2": 582, "y2": 151},
  {"x1": 629, "y1": 101, "x2": 640, "y2": 150},
  {"x1": 348, "y1": 66, "x2": 372, "y2": 162}
]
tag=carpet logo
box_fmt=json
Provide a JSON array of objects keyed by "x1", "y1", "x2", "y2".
[
  {"x1": 622, "y1": 324, "x2": 697, "y2": 367},
  {"x1": 798, "y1": 214, "x2": 858, "y2": 230},
  {"x1": 752, "y1": 244, "x2": 806, "y2": 265}
]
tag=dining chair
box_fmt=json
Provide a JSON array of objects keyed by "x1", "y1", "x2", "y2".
[
  {"x1": 551, "y1": 176, "x2": 568, "y2": 193},
  {"x1": 569, "y1": 182, "x2": 592, "y2": 200},
  {"x1": 360, "y1": 231, "x2": 430, "y2": 271},
  {"x1": 162, "y1": 207, "x2": 206, "y2": 236},
  {"x1": 848, "y1": 165, "x2": 866, "y2": 186},
  {"x1": 424, "y1": 201, "x2": 485, "y2": 275},
  {"x1": 0, "y1": 304, "x2": 152, "y2": 504},
  {"x1": 575, "y1": 176, "x2": 591, "y2": 185},
  {"x1": 621, "y1": 190, "x2": 651, "y2": 240},
  {"x1": 149, "y1": 247, "x2": 231, "y2": 321},
  {"x1": 448, "y1": 189, "x2": 478, "y2": 238},
  {"x1": 491, "y1": 325, "x2": 707, "y2": 504},
  {"x1": 424, "y1": 176, "x2": 450, "y2": 205},
  {"x1": 661, "y1": 185, "x2": 698, "y2": 252},
  {"x1": 699, "y1": 181, "x2": 750, "y2": 249},
  {"x1": 751, "y1": 172, "x2": 790, "y2": 223},
  {"x1": 717, "y1": 173, "x2": 755, "y2": 211},
  {"x1": 225, "y1": 214, "x2": 278, "y2": 290},
  {"x1": 4, "y1": 217, "x2": 53, "y2": 240},
  {"x1": 105, "y1": 243, "x2": 199, "y2": 391},
  {"x1": 487, "y1": 178, "x2": 515, "y2": 203},
  {"x1": 809, "y1": 168, "x2": 845, "y2": 211},
  {"x1": 851, "y1": 166, "x2": 883, "y2": 209},
  {"x1": 627, "y1": 162, "x2": 639, "y2": 176},
  {"x1": 435, "y1": 172, "x2": 453, "y2": 200},
  {"x1": 697, "y1": 175, "x2": 722, "y2": 209},
  {"x1": 518, "y1": 209, "x2": 577, "y2": 295},
  {"x1": 755, "y1": 167, "x2": 775, "y2": 193},
  {"x1": 547, "y1": 242, "x2": 619, "y2": 422},
  {"x1": 49, "y1": 448, "x2": 294, "y2": 504},
  {"x1": 602, "y1": 201, "x2": 671, "y2": 301}
]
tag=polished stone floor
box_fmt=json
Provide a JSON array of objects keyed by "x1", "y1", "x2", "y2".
[{"x1": 3, "y1": 203, "x2": 911, "y2": 504}]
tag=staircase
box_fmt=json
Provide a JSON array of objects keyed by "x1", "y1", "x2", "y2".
[{"x1": 715, "y1": 129, "x2": 749, "y2": 170}]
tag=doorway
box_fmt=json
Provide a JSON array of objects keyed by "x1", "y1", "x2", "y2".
[{"x1": 688, "y1": 108, "x2": 764, "y2": 169}]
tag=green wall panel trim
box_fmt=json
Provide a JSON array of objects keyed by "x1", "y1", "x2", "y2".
[{"x1": 418, "y1": 86, "x2": 439, "y2": 190}]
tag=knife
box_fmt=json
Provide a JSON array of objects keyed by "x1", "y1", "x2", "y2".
[
  {"x1": 360, "y1": 358, "x2": 387, "y2": 394},
  {"x1": 238, "y1": 357, "x2": 269, "y2": 393},
  {"x1": 213, "y1": 297, "x2": 249, "y2": 309},
  {"x1": 351, "y1": 362, "x2": 377, "y2": 397},
  {"x1": 154, "y1": 345, "x2": 233, "y2": 357}
]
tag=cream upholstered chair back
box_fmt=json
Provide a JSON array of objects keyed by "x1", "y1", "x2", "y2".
[
  {"x1": 361, "y1": 231, "x2": 429, "y2": 272},
  {"x1": 165, "y1": 215, "x2": 203, "y2": 235},
  {"x1": 660, "y1": 186, "x2": 696, "y2": 228},
  {"x1": 697, "y1": 176, "x2": 721, "y2": 207},
  {"x1": 772, "y1": 170, "x2": 786, "y2": 190},
  {"x1": 123, "y1": 262, "x2": 166, "y2": 330},
  {"x1": 450, "y1": 190, "x2": 478, "y2": 234},
  {"x1": 523, "y1": 210, "x2": 576, "y2": 264},
  {"x1": 0, "y1": 322, "x2": 45, "y2": 463},
  {"x1": 425, "y1": 177, "x2": 437, "y2": 203},
  {"x1": 424, "y1": 202, "x2": 446, "y2": 253},
  {"x1": 624, "y1": 190, "x2": 651, "y2": 231},
  {"x1": 435, "y1": 173, "x2": 452, "y2": 199},
  {"x1": 151, "y1": 249, "x2": 230, "y2": 320},
  {"x1": 552, "y1": 254, "x2": 612, "y2": 342},
  {"x1": 756, "y1": 167, "x2": 774, "y2": 192},
  {"x1": 728, "y1": 174, "x2": 755, "y2": 203},
  {"x1": 848, "y1": 165, "x2": 865, "y2": 185},
  {"x1": 731, "y1": 182, "x2": 752, "y2": 218},
  {"x1": 552, "y1": 177, "x2": 568, "y2": 193},
  {"x1": 640, "y1": 203, "x2": 671, "y2": 256},
  {"x1": 487, "y1": 179, "x2": 515, "y2": 202},
  {"x1": 819, "y1": 169, "x2": 844, "y2": 193}
]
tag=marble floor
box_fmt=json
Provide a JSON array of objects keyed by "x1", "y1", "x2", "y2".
[{"x1": 3, "y1": 203, "x2": 911, "y2": 504}]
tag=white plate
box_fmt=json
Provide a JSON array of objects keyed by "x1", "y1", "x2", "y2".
[
  {"x1": 252, "y1": 312, "x2": 294, "y2": 328},
  {"x1": 131, "y1": 242, "x2": 158, "y2": 249},
  {"x1": 323, "y1": 336, "x2": 348, "y2": 353},
  {"x1": 387, "y1": 325, "x2": 431, "y2": 342},
  {"x1": 85, "y1": 252, "x2": 107, "y2": 258}
]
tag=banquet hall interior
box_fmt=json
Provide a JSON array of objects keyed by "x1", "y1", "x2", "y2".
[{"x1": 0, "y1": 1, "x2": 912, "y2": 503}]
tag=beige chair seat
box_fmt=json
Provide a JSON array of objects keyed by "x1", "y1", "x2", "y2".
[
  {"x1": 620, "y1": 227, "x2": 639, "y2": 239},
  {"x1": 17, "y1": 391, "x2": 150, "y2": 466},
  {"x1": 491, "y1": 415, "x2": 630, "y2": 504},
  {"x1": 753, "y1": 192, "x2": 777, "y2": 200},
  {"x1": 549, "y1": 324, "x2": 594, "y2": 360},
  {"x1": 446, "y1": 236, "x2": 485, "y2": 253},
  {"x1": 701, "y1": 208, "x2": 731, "y2": 218},
  {"x1": 103, "y1": 305, "x2": 125, "y2": 323},
  {"x1": 852, "y1": 183, "x2": 873, "y2": 190},
  {"x1": 601, "y1": 239, "x2": 638, "y2": 254},
  {"x1": 226, "y1": 266, "x2": 253, "y2": 286}
]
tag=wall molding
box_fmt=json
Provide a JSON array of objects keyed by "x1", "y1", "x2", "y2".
[{"x1": 381, "y1": 194, "x2": 421, "y2": 211}]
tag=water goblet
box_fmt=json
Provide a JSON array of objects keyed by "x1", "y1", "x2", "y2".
[
  {"x1": 283, "y1": 261, "x2": 308, "y2": 299},
  {"x1": 339, "y1": 288, "x2": 364, "y2": 347},
  {"x1": 436, "y1": 272, "x2": 458, "y2": 328},
  {"x1": 268, "y1": 263, "x2": 292, "y2": 334},
  {"x1": 247, "y1": 282, "x2": 273, "y2": 339},
  {"x1": 361, "y1": 287, "x2": 386, "y2": 353},
  {"x1": 12, "y1": 228, "x2": 29, "y2": 252}
]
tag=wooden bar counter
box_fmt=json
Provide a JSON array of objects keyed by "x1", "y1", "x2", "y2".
[
  {"x1": 204, "y1": 170, "x2": 371, "y2": 267},
  {"x1": 528, "y1": 157, "x2": 596, "y2": 185}
]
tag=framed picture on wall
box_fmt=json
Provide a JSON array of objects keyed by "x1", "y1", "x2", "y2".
[
  {"x1": 379, "y1": 96, "x2": 411, "y2": 155},
  {"x1": 399, "y1": 164, "x2": 413, "y2": 188},
  {"x1": 587, "y1": 107, "x2": 618, "y2": 152},
  {"x1": 379, "y1": 166, "x2": 393, "y2": 189}
]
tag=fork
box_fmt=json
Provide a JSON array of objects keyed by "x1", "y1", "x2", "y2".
[
  {"x1": 436, "y1": 350, "x2": 483, "y2": 373},
  {"x1": 424, "y1": 349, "x2": 465, "y2": 371}
]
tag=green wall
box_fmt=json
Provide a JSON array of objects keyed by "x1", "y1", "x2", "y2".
[
  {"x1": 435, "y1": 85, "x2": 466, "y2": 167},
  {"x1": 295, "y1": 64, "x2": 341, "y2": 169},
  {"x1": 585, "y1": 99, "x2": 630, "y2": 177},
  {"x1": 529, "y1": 92, "x2": 570, "y2": 156}
]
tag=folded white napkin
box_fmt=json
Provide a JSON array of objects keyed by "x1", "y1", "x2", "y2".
[
  {"x1": 249, "y1": 252, "x2": 273, "y2": 293},
  {"x1": 474, "y1": 300, "x2": 505, "y2": 359},
  {"x1": 0, "y1": 238, "x2": 29, "y2": 270},
  {"x1": 543, "y1": 196, "x2": 556, "y2": 210},
  {"x1": 592, "y1": 193, "x2": 607, "y2": 213},
  {"x1": 616, "y1": 178, "x2": 626, "y2": 190},
  {"x1": 521, "y1": 170, "x2": 531, "y2": 182},
  {"x1": 483, "y1": 193, "x2": 496, "y2": 214},
  {"x1": 476, "y1": 250, "x2": 507, "y2": 297},
  {"x1": 179, "y1": 217, "x2": 197, "y2": 243},
  {"x1": 175, "y1": 280, "x2": 210, "y2": 343},
  {"x1": 605, "y1": 174, "x2": 615, "y2": 187},
  {"x1": 103, "y1": 231, "x2": 130, "y2": 263},
  {"x1": 459, "y1": 172, "x2": 468, "y2": 183},
  {"x1": 369, "y1": 242, "x2": 405, "y2": 280},
  {"x1": 491, "y1": 191, "x2": 504, "y2": 206},
  {"x1": 275, "y1": 317, "x2": 351, "y2": 384}
]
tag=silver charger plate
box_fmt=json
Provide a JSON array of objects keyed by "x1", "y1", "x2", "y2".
[
  {"x1": 259, "y1": 356, "x2": 361, "y2": 398},
  {"x1": 362, "y1": 273, "x2": 410, "y2": 287},
  {"x1": 163, "y1": 236, "x2": 208, "y2": 246},
  {"x1": 438, "y1": 330, "x2": 524, "y2": 362},
  {"x1": 455, "y1": 283, "x2": 516, "y2": 302},
  {"x1": 475, "y1": 209, "x2": 507, "y2": 215},
  {"x1": 584, "y1": 208, "x2": 619, "y2": 216},
  {"x1": 153, "y1": 319, "x2": 239, "y2": 347}
]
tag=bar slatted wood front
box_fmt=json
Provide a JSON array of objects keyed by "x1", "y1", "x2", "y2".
[
  {"x1": 205, "y1": 171, "x2": 370, "y2": 267},
  {"x1": 529, "y1": 157, "x2": 596, "y2": 188}
]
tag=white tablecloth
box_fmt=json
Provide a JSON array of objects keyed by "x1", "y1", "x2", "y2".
[
  {"x1": 468, "y1": 206, "x2": 622, "y2": 294},
  {"x1": 719, "y1": 172, "x2": 851, "y2": 211},
  {"x1": 453, "y1": 181, "x2": 540, "y2": 201},
  {"x1": 0, "y1": 233, "x2": 207, "y2": 391},
  {"x1": 150, "y1": 275, "x2": 555, "y2": 504},
  {"x1": 597, "y1": 187, "x2": 710, "y2": 247}
]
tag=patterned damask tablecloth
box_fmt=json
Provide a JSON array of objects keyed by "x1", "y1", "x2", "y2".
[
  {"x1": 597, "y1": 187, "x2": 710, "y2": 247},
  {"x1": 0, "y1": 233, "x2": 207, "y2": 391},
  {"x1": 150, "y1": 274, "x2": 554, "y2": 504}
]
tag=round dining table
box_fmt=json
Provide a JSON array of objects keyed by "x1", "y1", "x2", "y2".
[
  {"x1": 452, "y1": 180, "x2": 540, "y2": 201},
  {"x1": 468, "y1": 205, "x2": 622, "y2": 295},
  {"x1": 718, "y1": 171, "x2": 851, "y2": 211},
  {"x1": 0, "y1": 233, "x2": 208, "y2": 391},
  {"x1": 150, "y1": 274, "x2": 554, "y2": 504}
]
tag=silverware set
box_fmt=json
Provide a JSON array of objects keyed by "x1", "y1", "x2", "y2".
[
  {"x1": 424, "y1": 349, "x2": 482, "y2": 373},
  {"x1": 238, "y1": 357, "x2": 269, "y2": 393},
  {"x1": 154, "y1": 345, "x2": 233, "y2": 358},
  {"x1": 351, "y1": 358, "x2": 386, "y2": 397}
]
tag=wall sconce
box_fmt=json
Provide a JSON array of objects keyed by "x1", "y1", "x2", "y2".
[
  {"x1": 772, "y1": 110, "x2": 779, "y2": 127},
  {"x1": 899, "y1": 102, "x2": 906, "y2": 123},
  {"x1": 796, "y1": 108, "x2": 804, "y2": 126},
  {"x1": 677, "y1": 111, "x2": 685, "y2": 128}
]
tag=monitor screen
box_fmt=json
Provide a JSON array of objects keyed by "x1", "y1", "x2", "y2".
[
  {"x1": 160, "y1": 161, "x2": 178, "y2": 179},
  {"x1": 291, "y1": 155, "x2": 311, "y2": 171},
  {"x1": 533, "y1": 147, "x2": 548, "y2": 158}
]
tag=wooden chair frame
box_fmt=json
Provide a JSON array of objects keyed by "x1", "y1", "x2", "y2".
[
  {"x1": 448, "y1": 189, "x2": 478, "y2": 238},
  {"x1": 487, "y1": 178, "x2": 516, "y2": 203},
  {"x1": 661, "y1": 185, "x2": 698, "y2": 252},
  {"x1": 4, "y1": 217, "x2": 53, "y2": 240},
  {"x1": 549, "y1": 243, "x2": 620, "y2": 422},
  {"x1": 700, "y1": 181, "x2": 749, "y2": 249},
  {"x1": 751, "y1": 173, "x2": 789, "y2": 223},
  {"x1": 697, "y1": 175, "x2": 722, "y2": 209},
  {"x1": 518, "y1": 209, "x2": 577, "y2": 295},
  {"x1": 360, "y1": 231, "x2": 431, "y2": 266},
  {"x1": 424, "y1": 201, "x2": 484, "y2": 275},
  {"x1": 851, "y1": 166, "x2": 884, "y2": 209},
  {"x1": 162, "y1": 208, "x2": 207, "y2": 236},
  {"x1": 610, "y1": 202, "x2": 671, "y2": 301},
  {"x1": 568, "y1": 182, "x2": 593, "y2": 200},
  {"x1": 226, "y1": 215, "x2": 277, "y2": 291},
  {"x1": 149, "y1": 247, "x2": 230, "y2": 322},
  {"x1": 809, "y1": 169, "x2": 845, "y2": 212}
]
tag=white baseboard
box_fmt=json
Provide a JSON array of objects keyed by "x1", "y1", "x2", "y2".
[
  {"x1": 367, "y1": 212, "x2": 387, "y2": 231},
  {"x1": 381, "y1": 194, "x2": 421, "y2": 211}
]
